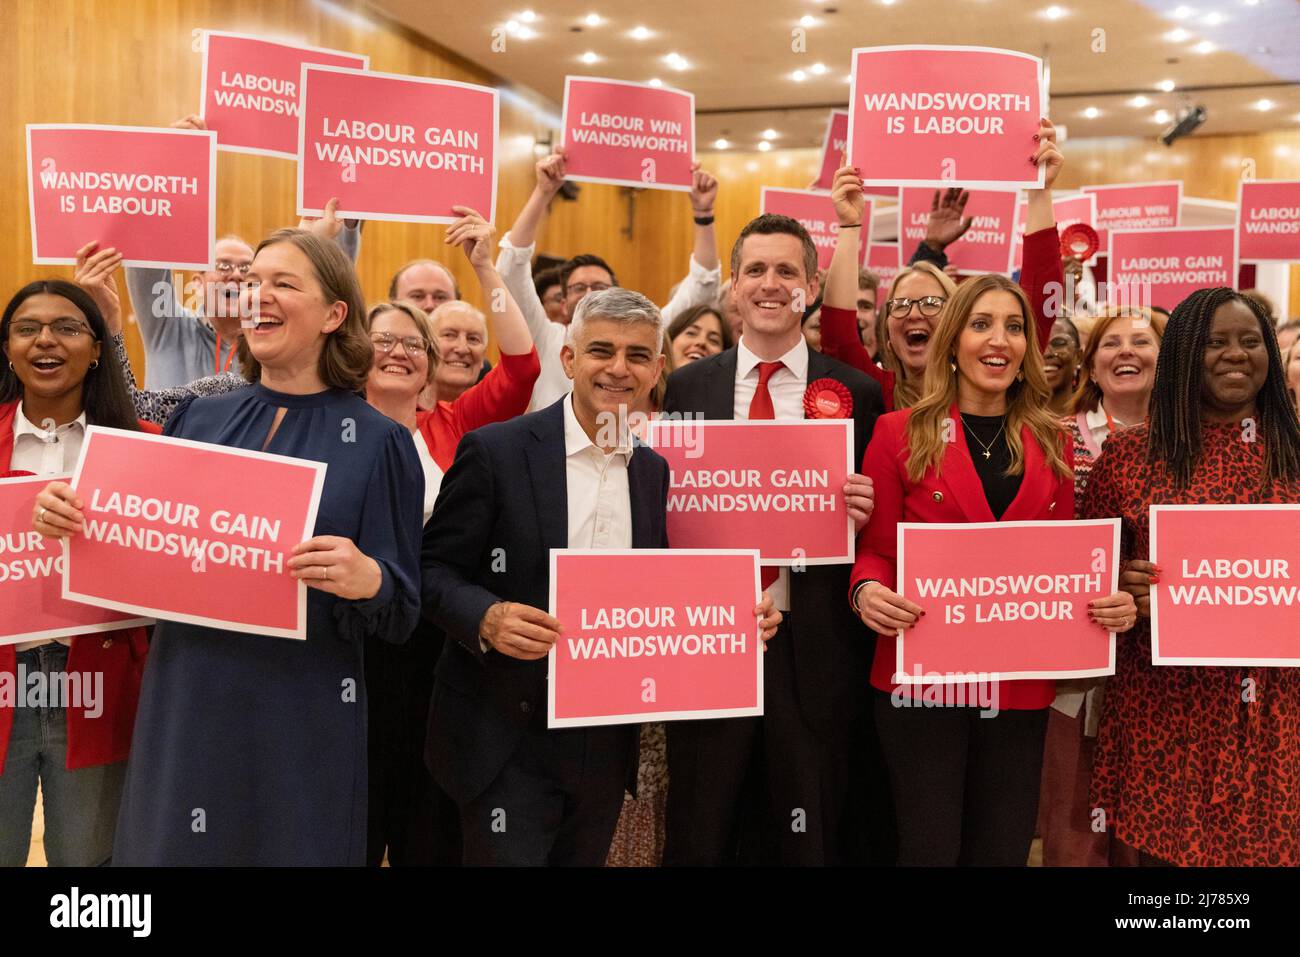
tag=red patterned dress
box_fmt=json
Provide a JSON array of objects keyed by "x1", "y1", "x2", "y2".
[{"x1": 1081, "y1": 421, "x2": 1300, "y2": 865}]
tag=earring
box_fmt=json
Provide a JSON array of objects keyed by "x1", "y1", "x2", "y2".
[
  {"x1": 89, "y1": 360, "x2": 99, "y2": 370},
  {"x1": 1015, "y1": 369, "x2": 1024, "y2": 382}
]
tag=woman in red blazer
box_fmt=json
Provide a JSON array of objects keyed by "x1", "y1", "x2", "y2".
[
  {"x1": 0, "y1": 271, "x2": 154, "y2": 866},
  {"x1": 850, "y1": 272, "x2": 1136, "y2": 866}
]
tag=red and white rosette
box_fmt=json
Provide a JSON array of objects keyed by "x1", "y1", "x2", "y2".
[
  {"x1": 803, "y1": 378, "x2": 853, "y2": 419},
  {"x1": 1060, "y1": 223, "x2": 1099, "y2": 263}
]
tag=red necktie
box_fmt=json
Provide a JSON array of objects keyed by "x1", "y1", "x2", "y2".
[{"x1": 748, "y1": 360, "x2": 784, "y2": 589}]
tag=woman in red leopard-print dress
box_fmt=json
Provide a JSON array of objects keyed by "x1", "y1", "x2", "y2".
[{"x1": 1080, "y1": 287, "x2": 1300, "y2": 866}]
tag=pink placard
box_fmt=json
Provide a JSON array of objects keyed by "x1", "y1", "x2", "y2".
[
  {"x1": 1151, "y1": 505, "x2": 1300, "y2": 666},
  {"x1": 26, "y1": 125, "x2": 215, "y2": 270},
  {"x1": 848, "y1": 45, "x2": 1045, "y2": 190},
  {"x1": 868, "y1": 242, "x2": 902, "y2": 287},
  {"x1": 760, "y1": 187, "x2": 872, "y2": 270},
  {"x1": 64, "y1": 427, "x2": 326, "y2": 640},
  {"x1": 813, "y1": 109, "x2": 850, "y2": 190},
  {"x1": 1, "y1": 475, "x2": 152, "y2": 647},
  {"x1": 200, "y1": 30, "x2": 368, "y2": 160},
  {"x1": 560, "y1": 77, "x2": 695, "y2": 191},
  {"x1": 1012, "y1": 192, "x2": 1097, "y2": 270},
  {"x1": 297, "y1": 65, "x2": 499, "y2": 224},
  {"x1": 900, "y1": 187, "x2": 1020, "y2": 275},
  {"x1": 645, "y1": 420, "x2": 854, "y2": 565},
  {"x1": 548, "y1": 549, "x2": 762, "y2": 727},
  {"x1": 896, "y1": 520, "x2": 1120, "y2": 683},
  {"x1": 1237, "y1": 180, "x2": 1300, "y2": 263},
  {"x1": 1080, "y1": 182, "x2": 1182, "y2": 255},
  {"x1": 1108, "y1": 226, "x2": 1237, "y2": 312}
]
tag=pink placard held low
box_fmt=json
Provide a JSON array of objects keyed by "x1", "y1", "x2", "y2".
[
  {"x1": 1080, "y1": 181, "x2": 1182, "y2": 255},
  {"x1": 201, "y1": 30, "x2": 368, "y2": 159},
  {"x1": 813, "y1": 109, "x2": 850, "y2": 191},
  {"x1": 64, "y1": 427, "x2": 326, "y2": 640},
  {"x1": 298, "y1": 65, "x2": 498, "y2": 224},
  {"x1": 760, "y1": 187, "x2": 872, "y2": 271},
  {"x1": 1108, "y1": 226, "x2": 1238, "y2": 313},
  {"x1": 548, "y1": 549, "x2": 762, "y2": 727},
  {"x1": 1, "y1": 475, "x2": 153, "y2": 647},
  {"x1": 1012, "y1": 192, "x2": 1097, "y2": 270},
  {"x1": 561, "y1": 77, "x2": 695, "y2": 191},
  {"x1": 26, "y1": 125, "x2": 215, "y2": 270},
  {"x1": 900, "y1": 187, "x2": 1020, "y2": 275},
  {"x1": 1237, "y1": 180, "x2": 1300, "y2": 263},
  {"x1": 849, "y1": 45, "x2": 1044, "y2": 189},
  {"x1": 1150, "y1": 505, "x2": 1300, "y2": 667},
  {"x1": 645, "y1": 420, "x2": 854, "y2": 566},
  {"x1": 895, "y1": 520, "x2": 1120, "y2": 683}
]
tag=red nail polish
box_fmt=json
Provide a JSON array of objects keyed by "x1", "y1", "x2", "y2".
[{"x1": 1149, "y1": 576, "x2": 1160, "y2": 584}]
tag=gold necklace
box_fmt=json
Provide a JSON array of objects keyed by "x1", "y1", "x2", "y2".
[{"x1": 962, "y1": 416, "x2": 1005, "y2": 460}]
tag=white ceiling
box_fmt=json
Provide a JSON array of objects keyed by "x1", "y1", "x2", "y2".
[{"x1": 366, "y1": 0, "x2": 1300, "y2": 150}]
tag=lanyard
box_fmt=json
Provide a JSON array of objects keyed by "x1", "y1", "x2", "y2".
[{"x1": 213, "y1": 335, "x2": 237, "y2": 376}]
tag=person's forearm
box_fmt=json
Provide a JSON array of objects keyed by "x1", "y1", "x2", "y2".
[
  {"x1": 509, "y1": 185, "x2": 556, "y2": 250},
  {"x1": 475, "y1": 263, "x2": 533, "y2": 355},
  {"x1": 1025, "y1": 183, "x2": 1055, "y2": 235},
  {"x1": 690, "y1": 219, "x2": 719, "y2": 272},
  {"x1": 826, "y1": 225, "x2": 861, "y2": 310}
]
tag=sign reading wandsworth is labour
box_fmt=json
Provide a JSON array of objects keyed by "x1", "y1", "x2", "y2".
[
  {"x1": 560, "y1": 77, "x2": 695, "y2": 191},
  {"x1": 760, "y1": 187, "x2": 872, "y2": 271},
  {"x1": 200, "y1": 31, "x2": 368, "y2": 160},
  {"x1": 899, "y1": 187, "x2": 1020, "y2": 276},
  {"x1": 1080, "y1": 181, "x2": 1182, "y2": 255},
  {"x1": 297, "y1": 65, "x2": 498, "y2": 224},
  {"x1": 26, "y1": 124, "x2": 215, "y2": 271},
  {"x1": 1237, "y1": 180, "x2": 1300, "y2": 263},
  {"x1": 1108, "y1": 226, "x2": 1237, "y2": 312},
  {"x1": 848, "y1": 45, "x2": 1045, "y2": 190}
]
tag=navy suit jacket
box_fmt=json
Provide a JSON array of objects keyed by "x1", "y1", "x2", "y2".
[{"x1": 421, "y1": 398, "x2": 670, "y2": 804}]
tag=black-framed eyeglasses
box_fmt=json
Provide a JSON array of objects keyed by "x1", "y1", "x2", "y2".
[
  {"x1": 566, "y1": 282, "x2": 612, "y2": 298},
  {"x1": 214, "y1": 260, "x2": 253, "y2": 277},
  {"x1": 371, "y1": 332, "x2": 429, "y2": 355},
  {"x1": 8, "y1": 319, "x2": 97, "y2": 341},
  {"x1": 887, "y1": 296, "x2": 946, "y2": 318}
]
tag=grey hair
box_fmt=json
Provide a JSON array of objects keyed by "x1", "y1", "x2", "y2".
[{"x1": 566, "y1": 287, "x2": 664, "y2": 350}]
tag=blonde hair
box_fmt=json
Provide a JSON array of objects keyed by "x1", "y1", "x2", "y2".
[
  {"x1": 366, "y1": 299, "x2": 438, "y2": 385},
  {"x1": 879, "y1": 261, "x2": 958, "y2": 410},
  {"x1": 1068, "y1": 306, "x2": 1167, "y2": 416},
  {"x1": 905, "y1": 273, "x2": 1071, "y2": 484}
]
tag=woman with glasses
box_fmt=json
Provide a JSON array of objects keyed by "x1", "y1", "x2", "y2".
[
  {"x1": 820, "y1": 118, "x2": 1067, "y2": 412},
  {"x1": 365, "y1": 207, "x2": 539, "y2": 867},
  {"x1": 0, "y1": 276, "x2": 158, "y2": 866}
]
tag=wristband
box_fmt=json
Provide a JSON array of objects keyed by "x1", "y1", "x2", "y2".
[
  {"x1": 838, "y1": 223, "x2": 862, "y2": 229},
  {"x1": 693, "y1": 215, "x2": 715, "y2": 226},
  {"x1": 851, "y1": 579, "x2": 879, "y2": 615}
]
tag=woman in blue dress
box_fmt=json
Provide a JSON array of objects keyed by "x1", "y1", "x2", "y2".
[{"x1": 33, "y1": 229, "x2": 424, "y2": 864}]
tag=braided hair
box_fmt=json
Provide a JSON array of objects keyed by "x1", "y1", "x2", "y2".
[{"x1": 1147, "y1": 286, "x2": 1300, "y2": 490}]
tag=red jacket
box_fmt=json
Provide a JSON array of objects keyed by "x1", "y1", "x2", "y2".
[
  {"x1": 416, "y1": 347, "x2": 540, "y2": 469},
  {"x1": 822, "y1": 226, "x2": 1064, "y2": 412},
  {"x1": 851, "y1": 405, "x2": 1075, "y2": 710},
  {"x1": 0, "y1": 399, "x2": 158, "y2": 772}
]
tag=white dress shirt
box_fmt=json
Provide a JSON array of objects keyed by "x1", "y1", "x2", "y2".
[
  {"x1": 412, "y1": 430, "x2": 444, "y2": 526},
  {"x1": 733, "y1": 336, "x2": 811, "y2": 610},
  {"x1": 10, "y1": 405, "x2": 86, "y2": 651},
  {"x1": 563, "y1": 393, "x2": 634, "y2": 549}
]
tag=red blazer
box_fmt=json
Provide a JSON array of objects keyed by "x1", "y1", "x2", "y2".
[
  {"x1": 851, "y1": 404, "x2": 1075, "y2": 710},
  {"x1": 416, "y1": 347, "x2": 540, "y2": 469},
  {"x1": 0, "y1": 399, "x2": 158, "y2": 772}
]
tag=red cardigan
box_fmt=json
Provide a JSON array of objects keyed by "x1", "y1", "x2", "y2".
[
  {"x1": 822, "y1": 226, "x2": 1064, "y2": 412},
  {"x1": 416, "y1": 347, "x2": 540, "y2": 470},
  {"x1": 0, "y1": 399, "x2": 158, "y2": 772},
  {"x1": 850, "y1": 405, "x2": 1075, "y2": 710}
]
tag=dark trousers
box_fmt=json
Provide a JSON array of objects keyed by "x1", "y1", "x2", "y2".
[
  {"x1": 459, "y1": 718, "x2": 632, "y2": 866},
  {"x1": 366, "y1": 622, "x2": 462, "y2": 866},
  {"x1": 872, "y1": 690, "x2": 1048, "y2": 866},
  {"x1": 663, "y1": 618, "x2": 848, "y2": 866}
]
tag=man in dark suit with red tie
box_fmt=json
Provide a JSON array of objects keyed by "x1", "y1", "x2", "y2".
[{"x1": 661, "y1": 213, "x2": 888, "y2": 866}]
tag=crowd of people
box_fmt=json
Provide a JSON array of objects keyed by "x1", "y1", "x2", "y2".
[{"x1": 2, "y1": 111, "x2": 1298, "y2": 869}]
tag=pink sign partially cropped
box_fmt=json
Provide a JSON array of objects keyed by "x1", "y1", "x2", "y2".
[
  {"x1": 548, "y1": 549, "x2": 762, "y2": 727},
  {"x1": 848, "y1": 45, "x2": 1045, "y2": 189},
  {"x1": 813, "y1": 109, "x2": 850, "y2": 191},
  {"x1": 1080, "y1": 181, "x2": 1182, "y2": 255},
  {"x1": 561, "y1": 77, "x2": 695, "y2": 191},
  {"x1": 868, "y1": 242, "x2": 902, "y2": 286},
  {"x1": 1108, "y1": 226, "x2": 1237, "y2": 312},
  {"x1": 298, "y1": 65, "x2": 498, "y2": 224},
  {"x1": 760, "y1": 187, "x2": 872, "y2": 270},
  {"x1": 1, "y1": 475, "x2": 152, "y2": 647},
  {"x1": 896, "y1": 520, "x2": 1119, "y2": 683},
  {"x1": 1151, "y1": 505, "x2": 1300, "y2": 667},
  {"x1": 26, "y1": 124, "x2": 215, "y2": 270},
  {"x1": 64, "y1": 427, "x2": 326, "y2": 640},
  {"x1": 1237, "y1": 180, "x2": 1300, "y2": 263},
  {"x1": 201, "y1": 30, "x2": 368, "y2": 159},
  {"x1": 899, "y1": 187, "x2": 1020, "y2": 275},
  {"x1": 1012, "y1": 192, "x2": 1097, "y2": 270}
]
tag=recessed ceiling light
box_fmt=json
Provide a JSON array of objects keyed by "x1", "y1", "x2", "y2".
[
  {"x1": 648, "y1": 77, "x2": 662, "y2": 87},
  {"x1": 1170, "y1": 5, "x2": 1194, "y2": 19},
  {"x1": 1164, "y1": 28, "x2": 1189, "y2": 41},
  {"x1": 844, "y1": 73, "x2": 853, "y2": 83},
  {"x1": 663, "y1": 52, "x2": 688, "y2": 70},
  {"x1": 1083, "y1": 106, "x2": 1100, "y2": 119},
  {"x1": 792, "y1": 69, "x2": 807, "y2": 81},
  {"x1": 880, "y1": 0, "x2": 897, "y2": 6},
  {"x1": 581, "y1": 51, "x2": 599, "y2": 64},
  {"x1": 1129, "y1": 95, "x2": 1150, "y2": 107},
  {"x1": 585, "y1": 13, "x2": 602, "y2": 27},
  {"x1": 762, "y1": 128, "x2": 778, "y2": 140},
  {"x1": 1041, "y1": 6, "x2": 1067, "y2": 20},
  {"x1": 630, "y1": 25, "x2": 650, "y2": 40},
  {"x1": 1201, "y1": 11, "x2": 1225, "y2": 26},
  {"x1": 811, "y1": 62, "x2": 827, "y2": 75},
  {"x1": 1153, "y1": 109, "x2": 1171, "y2": 123},
  {"x1": 1193, "y1": 40, "x2": 1215, "y2": 53},
  {"x1": 505, "y1": 19, "x2": 520, "y2": 34},
  {"x1": 521, "y1": 9, "x2": 536, "y2": 22},
  {"x1": 516, "y1": 26, "x2": 535, "y2": 39},
  {"x1": 757, "y1": 141, "x2": 773, "y2": 152},
  {"x1": 714, "y1": 138, "x2": 729, "y2": 150},
  {"x1": 1157, "y1": 78, "x2": 1176, "y2": 92},
  {"x1": 1255, "y1": 98, "x2": 1274, "y2": 111},
  {"x1": 800, "y1": 15, "x2": 816, "y2": 27}
]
